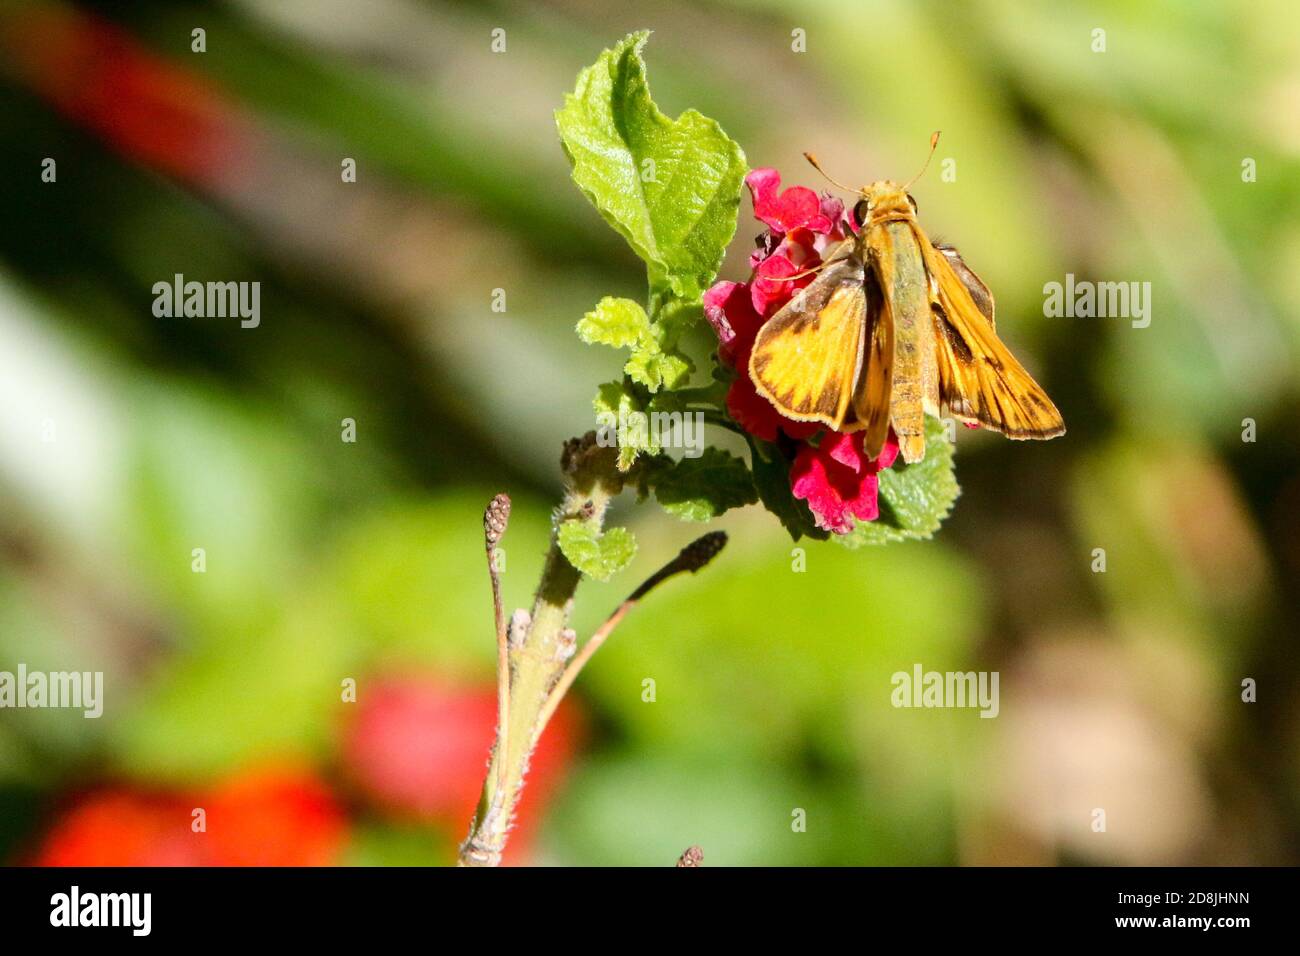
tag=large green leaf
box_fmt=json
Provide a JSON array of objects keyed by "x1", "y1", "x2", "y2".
[
  {"x1": 645, "y1": 447, "x2": 757, "y2": 521},
  {"x1": 555, "y1": 31, "x2": 747, "y2": 302}
]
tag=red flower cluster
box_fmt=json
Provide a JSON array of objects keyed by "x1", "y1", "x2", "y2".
[{"x1": 704, "y1": 169, "x2": 899, "y2": 534}]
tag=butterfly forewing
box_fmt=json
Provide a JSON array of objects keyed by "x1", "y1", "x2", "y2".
[{"x1": 749, "y1": 252, "x2": 868, "y2": 431}]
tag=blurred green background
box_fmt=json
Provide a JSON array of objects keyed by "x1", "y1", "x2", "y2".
[{"x1": 0, "y1": 0, "x2": 1297, "y2": 865}]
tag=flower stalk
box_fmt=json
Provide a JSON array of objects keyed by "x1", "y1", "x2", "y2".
[
  {"x1": 483, "y1": 493, "x2": 512, "y2": 799},
  {"x1": 458, "y1": 435, "x2": 621, "y2": 866},
  {"x1": 458, "y1": 436, "x2": 728, "y2": 867},
  {"x1": 535, "y1": 530, "x2": 727, "y2": 740}
]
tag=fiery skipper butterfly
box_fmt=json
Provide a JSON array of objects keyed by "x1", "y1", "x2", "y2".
[{"x1": 748, "y1": 133, "x2": 1065, "y2": 464}]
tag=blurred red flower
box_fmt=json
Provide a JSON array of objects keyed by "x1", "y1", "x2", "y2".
[
  {"x1": 34, "y1": 790, "x2": 204, "y2": 867},
  {"x1": 341, "y1": 673, "x2": 582, "y2": 864},
  {"x1": 32, "y1": 765, "x2": 346, "y2": 867},
  {"x1": 0, "y1": 5, "x2": 251, "y2": 186},
  {"x1": 203, "y1": 766, "x2": 346, "y2": 867}
]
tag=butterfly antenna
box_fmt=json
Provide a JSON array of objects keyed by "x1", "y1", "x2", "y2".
[
  {"x1": 803, "y1": 152, "x2": 858, "y2": 193},
  {"x1": 902, "y1": 131, "x2": 941, "y2": 190}
]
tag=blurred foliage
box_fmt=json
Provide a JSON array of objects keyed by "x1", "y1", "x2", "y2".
[{"x1": 0, "y1": 0, "x2": 1297, "y2": 865}]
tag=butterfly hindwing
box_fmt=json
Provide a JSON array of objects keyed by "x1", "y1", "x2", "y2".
[
  {"x1": 933, "y1": 242, "x2": 995, "y2": 328},
  {"x1": 918, "y1": 231, "x2": 1065, "y2": 439},
  {"x1": 847, "y1": 269, "x2": 892, "y2": 458}
]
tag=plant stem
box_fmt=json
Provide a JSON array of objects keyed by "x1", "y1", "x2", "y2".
[
  {"x1": 532, "y1": 596, "x2": 631, "y2": 742},
  {"x1": 534, "y1": 530, "x2": 726, "y2": 740},
  {"x1": 457, "y1": 436, "x2": 621, "y2": 867},
  {"x1": 483, "y1": 495, "x2": 512, "y2": 800},
  {"x1": 457, "y1": 441, "x2": 728, "y2": 867}
]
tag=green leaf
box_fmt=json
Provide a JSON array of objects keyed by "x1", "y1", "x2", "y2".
[
  {"x1": 594, "y1": 381, "x2": 660, "y2": 470},
  {"x1": 836, "y1": 416, "x2": 961, "y2": 547},
  {"x1": 651, "y1": 298, "x2": 703, "y2": 350},
  {"x1": 580, "y1": 297, "x2": 692, "y2": 392},
  {"x1": 645, "y1": 447, "x2": 757, "y2": 521},
  {"x1": 556, "y1": 31, "x2": 747, "y2": 301},
  {"x1": 624, "y1": 347, "x2": 692, "y2": 391},
  {"x1": 746, "y1": 436, "x2": 829, "y2": 542},
  {"x1": 576, "y1": 296, "x2": 650, "y2": 349},
  {"x1": 558, "y1": 521, "x2": 638, "y2": 581}
]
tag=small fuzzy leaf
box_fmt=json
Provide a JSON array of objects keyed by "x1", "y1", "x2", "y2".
[
  {"x1": 593, "y1": 381, "x2": 660, "y2": 471},
  {"x1": 558, "y1": 521, "x2": 637, "y2": 581},
  {"x1": 624, "y1": 348, "x2": 693, "y2": 391},
  {"x1": 651, "y1": 299, "x2": 703, "y2": 350},
  {"x1": 577, "y1": 296, "x2": 650, "y2": 349}
]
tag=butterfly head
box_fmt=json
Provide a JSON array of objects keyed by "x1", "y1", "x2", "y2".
[
  {"x1": 805, "y1": 132, "x2": 939, "y2": 230},
  {"x1": 853, "y1": 182, "x2": 917, "y2": 229}
]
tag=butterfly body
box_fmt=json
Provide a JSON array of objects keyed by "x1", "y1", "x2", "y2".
[{"x1": 748, "y1": 179, "x2": 1064, "y2": 464}]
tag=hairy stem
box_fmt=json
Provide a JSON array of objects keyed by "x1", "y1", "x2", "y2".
[
  {"x1": 534, "y1": 530, "x2": 727, "y2": 741},
  {"x1": 458, "y1": 436, "x2": 621, "y2": 867}
]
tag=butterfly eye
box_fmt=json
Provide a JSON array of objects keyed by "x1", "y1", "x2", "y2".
[
  {"x1": 907, "y1": 193, "x2": 919, "y2": 213},
  {"x1": 853, "y1": 199, "x2": 870, "y2": 226}
]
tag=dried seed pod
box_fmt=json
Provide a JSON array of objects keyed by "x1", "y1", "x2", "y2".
[
  {"x1": 675, "y1": 845, "x2": 704, "y2": 867},
  {"x1": 483, "y1": 493, "x2": 512, "y2": 548}
]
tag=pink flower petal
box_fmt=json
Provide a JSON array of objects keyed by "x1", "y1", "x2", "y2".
[
  {"x1": 825, "y1": 431, "x2": 866, "y2": 472},
  {"x1": 751, "y1": 253, "x2": 799, "y2": 317},
  {"x1": 877, "y1": 435, "x2": 900, "y2": 469},
  {"x1": 745, "y1": 168, "x2": 782, "y2": 217},
  {"x1": 702, "y1": 281, "x2": 740, "y2": 349},
  {"x1": 746, "y1": 168, "x2": 834, "y2": 234},
  {"x1": 704, "y1": 279, "x2": 765, "y2": 367},
  {"x1": 790, "y1": 429, "x2": 898, "y2": 533},
  {"x1": 819, "y1": 192, "x2": 848, "y2": 231}
]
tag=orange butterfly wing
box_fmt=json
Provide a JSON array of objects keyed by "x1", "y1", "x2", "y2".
[
  {"x1": 918, "y1": 231, "x2": 1065, "y2": 440},
  {"x1": 749, "y1": 253, "x2": 868, "y2": 432}
]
